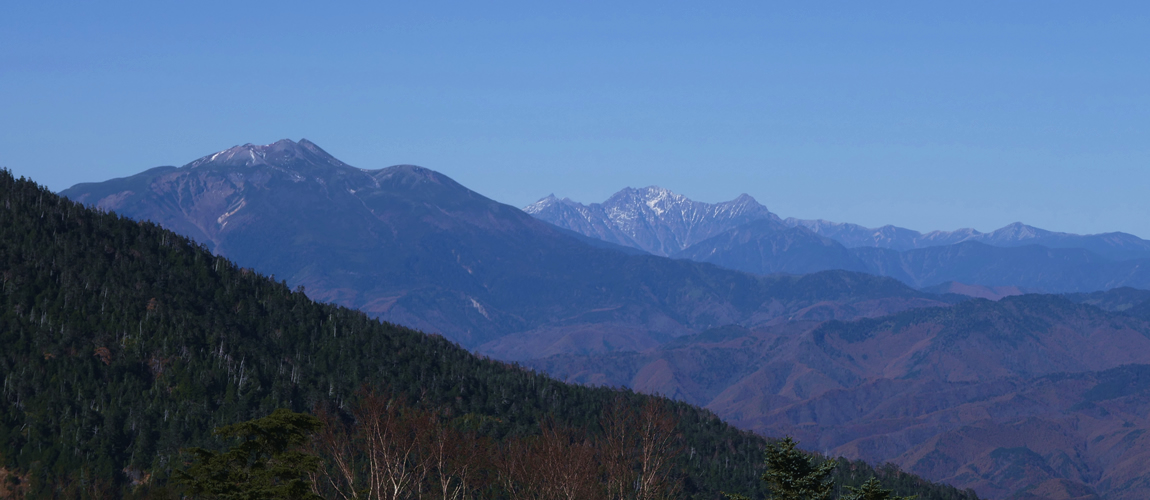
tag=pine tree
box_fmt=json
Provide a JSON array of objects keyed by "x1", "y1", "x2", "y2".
[
  {"x1": 174, "y1": 409, "x2": 322, "y2": 499},
  {"x1": 844, "y1": 477, "x2": 917, "y2": 500},
  {"x1": 726, "y1": 436, "x2": 835, "y2": 500}
]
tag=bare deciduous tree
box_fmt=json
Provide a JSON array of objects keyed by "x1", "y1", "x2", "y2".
[
  {"x1": 601, "y1": 397, "x2": 639, "y2": 500},
  {"x1": 495, "y1": 419, "x2": 603, "y2": 500},
  {"x1": 313, "y1": 390, "x2": 683, "y2": 500},
  {"x1": 634, "y1": 400, "x2": 682, "y2": 500},
  {"x1": 600, "y1": 397, "x2": 683, "y2": 500},
  {"x1": 311, "y1": 390, "x2": 435, "y2": 500},
  {"x1": 427, "y1": 417, "x2": 487, "y2": 500}
]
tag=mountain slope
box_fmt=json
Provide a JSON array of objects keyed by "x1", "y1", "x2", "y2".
[
  {"x1": 531, "y1": 295, "x2": 1150, "y2": 499},
  {"x1": 61, "y1": 140, "x2": 944, "y2": 356},
  {"x1": 673, "y1": 219, "x2": 869, "y2": 275}
]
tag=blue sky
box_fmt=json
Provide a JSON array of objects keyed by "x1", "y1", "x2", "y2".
[{"x1": 3, "y1": 1, "x2": 1148, "y2": 236}]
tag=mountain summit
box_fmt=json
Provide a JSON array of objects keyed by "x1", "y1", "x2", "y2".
[
  {"x1": 525, "y1": 187, "x2": 778, "y2": 256},
  {"x1": 184, "y1": 138, "x2": 350, "y2": 171}
]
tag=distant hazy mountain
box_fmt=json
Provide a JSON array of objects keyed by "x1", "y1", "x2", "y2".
[
  {"x1": 531, "y1": 295, "x2": 1150, "y2": 499},
  {"x1": 782, "y1": 218, "x2": 974, "y2": 251},
  {"x1": 531, "y1": 187, "x2": 1150, "y2": 261},
  {"x1": 847, "y1": 242, "x2": 1150, "y2": 291},
  {"x1": 524, "y1": 188, "x2": 779, "y2": 257},
  {"x1": 785, "y1": 218, "x2": 1150, "y2": 261},
  {"x1": 673, "y1": 221, "x2": 1150, "y2": 293},
  {"x1": 533, "y1": 188, "x2": 1150, "y2": 292},
  {"x1": 62, "y1": 139, "x2": 942, "y2": 357},
  {"x1": 672, "y1": 219, "x2": 869, "y2": 275}
]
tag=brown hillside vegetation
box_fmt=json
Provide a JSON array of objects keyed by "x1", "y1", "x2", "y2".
[{"x1": 533, "y1": 295, "x2": 1150, "y2": 499}]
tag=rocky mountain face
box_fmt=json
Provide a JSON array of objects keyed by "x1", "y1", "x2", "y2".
[
  {"x1": 61, "y1": 140, "x2": 943, "y2": 356},
  {"x1": 524, "y1": 187, "x2": 779, "y2": 256},
  {"x1": 530, "y1": 295, "x2": 1150, "y2": 499}
]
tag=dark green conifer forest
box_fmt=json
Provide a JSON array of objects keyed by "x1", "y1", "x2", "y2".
[{"x1": 0, "y1": 170, "x2": 977, "y2": 499}]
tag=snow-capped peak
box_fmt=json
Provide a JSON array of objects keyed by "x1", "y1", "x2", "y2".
[
  {"x1": 523, "y1": 194, "x2": 560, "y2": 215},
  {"x1": 525, "y1": 185, "x2": 777, "y2": 256},
  {"x1": 183, "y1": 138, "x2": 348, "y2": 171}
]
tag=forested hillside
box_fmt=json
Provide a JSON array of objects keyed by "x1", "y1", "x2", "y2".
[{"x1": 0, "y1": 170, "x2": 975, "y2": 498}]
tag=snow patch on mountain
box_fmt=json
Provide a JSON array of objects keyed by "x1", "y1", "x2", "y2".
[
  {"x1": 184, "y1": 138, "x2": 350, "y2": 172},
  {"x1": 525, "y1": 186, "x2": 778, "y2": 256},
  {"x1": 529, "y1": 187, "x2": 1150, "y2": 261}
]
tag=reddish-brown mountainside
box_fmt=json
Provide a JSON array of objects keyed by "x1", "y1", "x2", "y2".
[{"x1": 532, "y1": 295, "x2": 1150, "y2": 499}]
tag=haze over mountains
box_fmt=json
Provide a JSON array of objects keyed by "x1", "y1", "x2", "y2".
[
  {"x1": 786, "y1": 219, "x2": 1150, "y2": 261},
  {"x1": 527, "y1": 190, "x2": 1150, "y2": 293},
  {"x1": 59, "y1": 139, "x2": 1150, "y2": 499}
]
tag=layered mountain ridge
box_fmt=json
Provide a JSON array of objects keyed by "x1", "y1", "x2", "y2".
[{"x1": 531, "y1": 294, "x2": 1150, "y2": 499}]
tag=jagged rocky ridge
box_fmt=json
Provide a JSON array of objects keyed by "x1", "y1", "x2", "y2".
[{"x1": 524, "y1": 188, "x2": 779, "y2": 257}]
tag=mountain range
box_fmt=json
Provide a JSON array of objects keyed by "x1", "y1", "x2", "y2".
[
  {"x1": 2, "y1": 168, "x2": 872, "y2": 499},
  {"x1": 786, "y1": 218, "x2": 1150, "y2": 261},
  {"x1": 57, "y1": 139, "x2": 1150, "y2": 498},
  {"x1": 61, "y1": 139, "x2": 943, "y2": 359},
  {"x1": 527, "y1": 190, "x2": 1150, "y2": 292}
]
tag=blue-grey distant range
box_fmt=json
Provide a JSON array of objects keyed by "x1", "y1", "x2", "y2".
[{"x1": 526, "y1": 191, "x2": 1150, "y2": 293}]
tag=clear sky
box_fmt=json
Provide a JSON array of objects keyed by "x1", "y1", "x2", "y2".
[{"x1": 3, "y1": 1, "x2": 1148, "y2": 236}]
